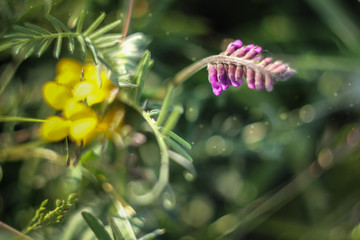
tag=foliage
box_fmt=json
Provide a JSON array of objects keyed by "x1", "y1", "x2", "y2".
[
  {"x1": 23, "y1": 193, "x2": 78, "y2": 235},
  {"x1": 1, "y1": 0, "x2": 360, "y2": 240}
]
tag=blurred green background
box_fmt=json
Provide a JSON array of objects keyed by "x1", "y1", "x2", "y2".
[{"x1": 1, "y1": 0, "x2": 360, "y2": 239}]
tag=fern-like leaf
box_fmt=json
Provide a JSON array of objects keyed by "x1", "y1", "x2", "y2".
[{"x1": 2, "y1": 13, "x2": 121, "y2": 62}]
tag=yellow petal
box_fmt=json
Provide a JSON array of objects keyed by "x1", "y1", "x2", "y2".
[
  {"x1": 100, "y1": 107, "x2": 125, "y2": 139},
  {"x1": 56, "y1": 58, "x2": 82, "y2": 74},
  {"x1": 42, "y1": 82, "x2": 73, "y2": 110},
  {"x1": 83, "y1": 64, "x2": 115, "y2": 88},
  {"x1": 40, "y1": 116, "x2": 71, "y2": 141},
  {"x1": 55, "y1": 71, "x2": 82, "y2": 87},
  {"x1": 69, "y1": 117, "x2": 98, "y2": 143},
  {"x1": 64, "y1": 101, "x2": 97, "y2": 121},
  {"x1": 82, "y1": 64, "x2": 98, "y2": 83},
  {"x1": 86, "y1": 89, "x2": 108, "y2": 106},
  {"x1": 73, "y1": 82, "x2": 95, "y2": 101}
]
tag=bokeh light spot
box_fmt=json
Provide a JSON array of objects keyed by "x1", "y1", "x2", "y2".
[
  {"x1": 317, "y1": 148, "x2": 333, "y2": 169},
  {"x1": 299, "y1": 104, "x2": 316, "y2": 123},
  {"x1": 182, "y1": 196, "x2": 214, "y2": 227},
  {"x1": 242, "y1": 122, "x2": 267, "y2": 145}
]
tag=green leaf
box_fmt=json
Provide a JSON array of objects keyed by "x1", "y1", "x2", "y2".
[
  {"x1": 167, "y1": 131, "x2": 192, "y2": 150},
  {"x1": 4, "y1": 33, "x2": 34, "y2": 39},
  {"x1": 93, "y1": 34, "x2": 122, "y2": 45},
  {"x1": 78, "y1": 150, "x2": 98, "y2": 163},
  {"x1": 37, "y1": 37, "x2": 53, "y2": 57},
  {"x1": 76, "y1": 35, "x2": 87, "y2": 57},
  {"x1": 89, "y1": 20, "x2": 122, "y2": 39},
  {"x1": 53, "y1": 36, "x2": 62, "y2": 58},
  {"x1": 156, "y1": 84, "x2": 174, "y2": 126},
  {"x1": 14, "y1": 25, "x2": 41, "y2": 35},
  {"x1": 83, "y1": 12, "x2": 106, "y2": 36},
  {"x1": 85, "y1": 37, "x2": 98, "y2": 64},
  {"x1": 165, "y1": 136, "x2": 192, "y2": 162},
  {"x1": 45, "y1": 14, "x2": 63, "y2": 33},
  {"x1": 76, "y1": 10, "x2": 85, "y2": 33},
  {"x1": 0, "y1": 41, "x2": 15, "y2": 52},
  {"x1": 168, "y1": 150, "x2": 197, "y2": 177},
  {"x1": 24, "y1": 22, "x2": 52, "y2": 35},
  {"x1": 108, "y1": 216, "x2": 124, "y2": 240},
  {"x1": 45, "y1": 14, "x2": 71, "y2": 32},
  {"x1": 161, "y1": 105, "x2": 183, "y2": 135},
  {"x1": 138, "y1": 229, "x2": 165, "y2": 240},
  {"x1": 68, "y1": 34, "x2": 75, "y2": 53},
  {"x1": 132, "y1": 50, "x2": 152, "y2": 103},
  {"x1": 81, "y1": 211, "x2": 112, "y2": 240},
  {"x1": 24, "y1": 39, "x2": 43, "y2": 59},
  {"x1": 95, "y1": 40, "x2": 119, "y2": 49},
  {"x1": 13, "y1": 43, "x2": 24, "y2": 55},
  {"x1": 113, "y1": 201, "x2": 137, "y2": 240}
]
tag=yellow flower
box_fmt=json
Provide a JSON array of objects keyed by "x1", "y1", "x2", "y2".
[
  {"x1": 40, "y1": 58, "x2": 121, "y2": 146},
  {"x1": 72, "y1": 64, "x2": 116, "y2": 106},
  {"x1": 40, "y1": 102, "x2": 98, "y2": 145}
]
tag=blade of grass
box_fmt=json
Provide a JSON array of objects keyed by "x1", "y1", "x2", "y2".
[{"x1": 81, "y1": 211, "x2": 112, "y2": 240}]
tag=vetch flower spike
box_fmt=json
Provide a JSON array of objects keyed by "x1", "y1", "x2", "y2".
[
  {"x1": 171, "y1": 39, "x2": 295, "y2": 96},
  {"x1": 207, "y1": 40, "x2": 295, "y2": 95}
]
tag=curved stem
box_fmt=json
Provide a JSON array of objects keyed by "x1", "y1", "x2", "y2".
[{"x1": 123, "y1": 98, "x2": 169, "y2": 205}]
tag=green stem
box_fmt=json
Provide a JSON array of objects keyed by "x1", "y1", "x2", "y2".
[
  {"x1": 0, "y1": 116, "x2": 46, "y2": 123},
  {"x1": 123, "y1": 98, "x2": 169, "y2": 205}
]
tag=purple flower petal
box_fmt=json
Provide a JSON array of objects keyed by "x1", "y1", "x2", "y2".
[
  {"x1": 264, "y1": 74, "x2": 274, "y2": 92},
  {"x1": 234, "y1": 44, "x2": 253, "y2": 57},
  {"x1": 267, "y1": 60, "x2": 283, "y2": 71},
  {"x1": 254, "y1": 72, "x2": 264, "y2": 90},
  {"x1": 244, "y1": 46, "x2": 262, "y2": 59},
  {"x1": 227, "y1": 64, "x2": 236, "y2": 82},
  {"x1": 246, "y1": 69, "x2": 255, "y2": 89},
  {"x1": 208, "y1": 64, "x2": 222, "y2": 95},
  {"x1": 217, "y1": 64, "x2": 230, "y2": 90},
  {"x1": 211, "y1": 81, "x2": 222, "y2": 95},
  {"x1": 207, "y1": 64, "x2": 218, "y2": 84},
  {"x1": 224, "y1": 40, "x2": 243, "y2": 55},
  {"x1": 260, "y1": 57, "x2": 272, "y2": 67},
  {"x1": 235, "y1": 66, "x2": 244, "y2": 85},
  {"x1": 273, "y1": 64, "x2": 288, "y2": 74}
]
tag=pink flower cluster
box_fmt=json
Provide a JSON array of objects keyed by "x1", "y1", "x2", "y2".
[{"x1": 207, "y1": 40, "x2": 295, "y2": 95}]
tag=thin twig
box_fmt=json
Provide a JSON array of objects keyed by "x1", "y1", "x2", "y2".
[
  {"x1": 121, "y1": 0, "x2": 134, "y2": 44},
  {"x1": 0, "y1": 221, "x2": 34, "y2": 240}
]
